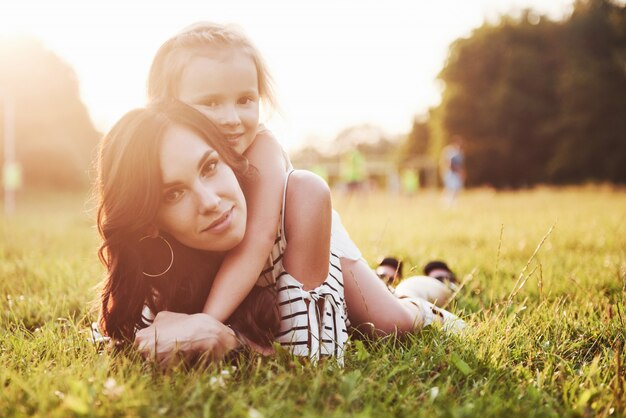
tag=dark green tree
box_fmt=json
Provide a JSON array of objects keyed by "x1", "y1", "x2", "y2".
[
  {"x1": 547, "y1": 0, "x2": 626, "y2": 183},
  {"x1": 435, "y1": 0, "x2": 625, "y2": 187},
  {"x1": 437, "y1": 12, "x2": 561, "y2": 187}
]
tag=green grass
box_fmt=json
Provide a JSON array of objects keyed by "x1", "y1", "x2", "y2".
[{"x1": 1, "y1": 187, "x2": 624, "y2": 417}]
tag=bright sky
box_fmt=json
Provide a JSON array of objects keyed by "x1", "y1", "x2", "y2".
[{"x1": 0, "y1": 0, "x2": 575, "y2": 150}]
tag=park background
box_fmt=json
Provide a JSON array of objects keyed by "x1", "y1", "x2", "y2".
[
  {"x1": 1, "y1": 0, "x2": 624, "y2": 192},
  {"x1": 0, "y1": 0, "x2": 625, "y2": 417}
]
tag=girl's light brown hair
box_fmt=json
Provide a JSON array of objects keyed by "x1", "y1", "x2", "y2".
[{"x1": 147, "y1": 22, "x2": 277, "y2": 113}]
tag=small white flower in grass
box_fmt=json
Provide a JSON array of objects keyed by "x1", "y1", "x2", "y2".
[
  {"x1": 102, "y1": 377, "x2": 124, "y2": 399},
  {"x1": 248, "y1": 408, "x2": 264, "y2": 418},
  {"x1": 209, "y1": 376, "x2": 226, "y2": 388},
  {"x1": 429, "y1": 387, "x2": 439, "y2": 401},
  {"x1": 54, "y1": 390, "x2": 65, "y2": 399},
  {"x1": 209, "y1": 366, "x2": 236, "y2": 387}
]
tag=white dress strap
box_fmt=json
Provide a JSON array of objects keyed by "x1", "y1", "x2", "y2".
[{"x1": 281, "y1": 169, "x2": 296, "y2": 241}]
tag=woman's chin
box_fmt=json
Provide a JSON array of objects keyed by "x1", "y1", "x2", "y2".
[{"x1": 192, "y1": 230, "x2": 245, "y2": 253}]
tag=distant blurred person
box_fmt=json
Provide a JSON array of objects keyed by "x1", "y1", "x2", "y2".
[
  {"x1": 440, "y1": 136, "x2": 466, "y2": 207},
  {"x1": 341, "y1": 149, "x2": 366, "y2": 194},
  {"x1": 401, "y1": 169, "x2": 419, "y2": 196}
]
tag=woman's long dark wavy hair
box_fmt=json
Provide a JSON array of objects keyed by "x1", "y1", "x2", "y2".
[{"x1": 96, "y1": 99, "x2": 279, "y2": 345}]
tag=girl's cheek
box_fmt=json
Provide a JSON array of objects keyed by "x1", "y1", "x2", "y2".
[
  {"x1": 196, "y1": 108, "x2": 218, "y2": 123},
  {"x1": 246, "y1": 107, "x2": 259, "y2": 119}
]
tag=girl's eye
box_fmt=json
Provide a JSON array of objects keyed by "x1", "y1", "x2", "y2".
[
  {"x1": 163, "y1": 189, "x2": 184, "y2": 203},
  {"x1": 238, "y1": 96, "x2": 256, "y2": 105},
  {"x1": 200, "y1": 100, "x2": 219, "y2": 108},
  {"x1": 200, "y1": 160, "x2": 218, "y2": 178}
]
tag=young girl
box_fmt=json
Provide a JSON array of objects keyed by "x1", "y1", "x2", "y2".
[{"x1": 146, "y1": 22, "x2": 463, "y2": 347}]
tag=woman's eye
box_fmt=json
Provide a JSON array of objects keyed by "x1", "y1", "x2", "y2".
[
  {"x1": 163, "y1": 189, "x2": 184, "y2": 203},
  {"x1": 200, "y1": 160, "x2": 218, "y2": 178}
]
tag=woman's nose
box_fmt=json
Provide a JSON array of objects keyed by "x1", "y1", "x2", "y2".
[{"x1": 195, "y1": 184, "x2": 220, "y2": 213}]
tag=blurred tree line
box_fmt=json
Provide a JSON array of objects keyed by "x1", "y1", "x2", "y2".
[
  {"x1": 0, "y1": 37, "x2": 99, "y2": 190},
  {"x1": 403, "y1": 0, "x2": 625, "y2": 187},
  {"x1": 2, "y1": 0, "x2": 623, "y2": 191}
]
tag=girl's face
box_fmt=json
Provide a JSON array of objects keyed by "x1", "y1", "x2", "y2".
[
  {"x1": 156, "y1": 124, "x2": 247, "y2": 253},
  {"x1": 177, "y1": 49, "x2": 259, "y2": 155}
]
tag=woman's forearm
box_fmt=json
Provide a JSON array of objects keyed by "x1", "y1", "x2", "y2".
[{"x1": 134, "y1": 312, "x2": 241, "y2": 365}]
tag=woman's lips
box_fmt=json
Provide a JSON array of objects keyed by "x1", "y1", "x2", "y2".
[{"x1": 203, "y1": 207, "x2": 233, "y2": 233}]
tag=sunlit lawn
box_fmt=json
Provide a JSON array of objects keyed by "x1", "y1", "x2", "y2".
[{"x1": 1, "y1": 187, "x2": 624, "y2": 417}]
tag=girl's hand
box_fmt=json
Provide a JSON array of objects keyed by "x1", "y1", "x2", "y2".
[{"x1": 134, "y1": 311, "x2": 239, "y2": 367}]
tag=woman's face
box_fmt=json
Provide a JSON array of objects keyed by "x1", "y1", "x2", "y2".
[{"x1": 155, "y1": 124, "x2": 247, "y2": 253}]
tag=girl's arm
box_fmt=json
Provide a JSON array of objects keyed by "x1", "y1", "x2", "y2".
[{"x1": 202, "y1": 130, "x2": 287, "y2": 321}]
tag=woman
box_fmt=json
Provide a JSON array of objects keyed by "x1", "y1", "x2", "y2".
[{"x1": 97, "y1": 100, "x2": 463, "y2": 366}]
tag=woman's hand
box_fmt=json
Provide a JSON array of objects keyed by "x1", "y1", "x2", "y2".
[{"x1": 134, "y1": 311, "x2": 239, "y2": 367}]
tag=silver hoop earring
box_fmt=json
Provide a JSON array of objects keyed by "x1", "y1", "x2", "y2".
[{"x1": 139, "y1": 235, "x2": 174, "y2": 278}]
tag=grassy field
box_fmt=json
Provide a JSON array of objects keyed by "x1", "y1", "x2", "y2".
[{"x1": 1, "y1": 187, "x2": 624, "y2": 417}]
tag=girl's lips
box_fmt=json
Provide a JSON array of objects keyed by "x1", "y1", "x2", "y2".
[
  {"x1": 223, "y1": 133, "x2": 244, "y2": 145},
  {"x1": 203, "y1": 207, "x2": 233, "y2": 233}
]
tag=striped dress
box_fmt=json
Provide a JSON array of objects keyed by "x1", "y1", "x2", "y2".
[{"x1": 256, "y1": 170, "x2": 349, "y2": 364}]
